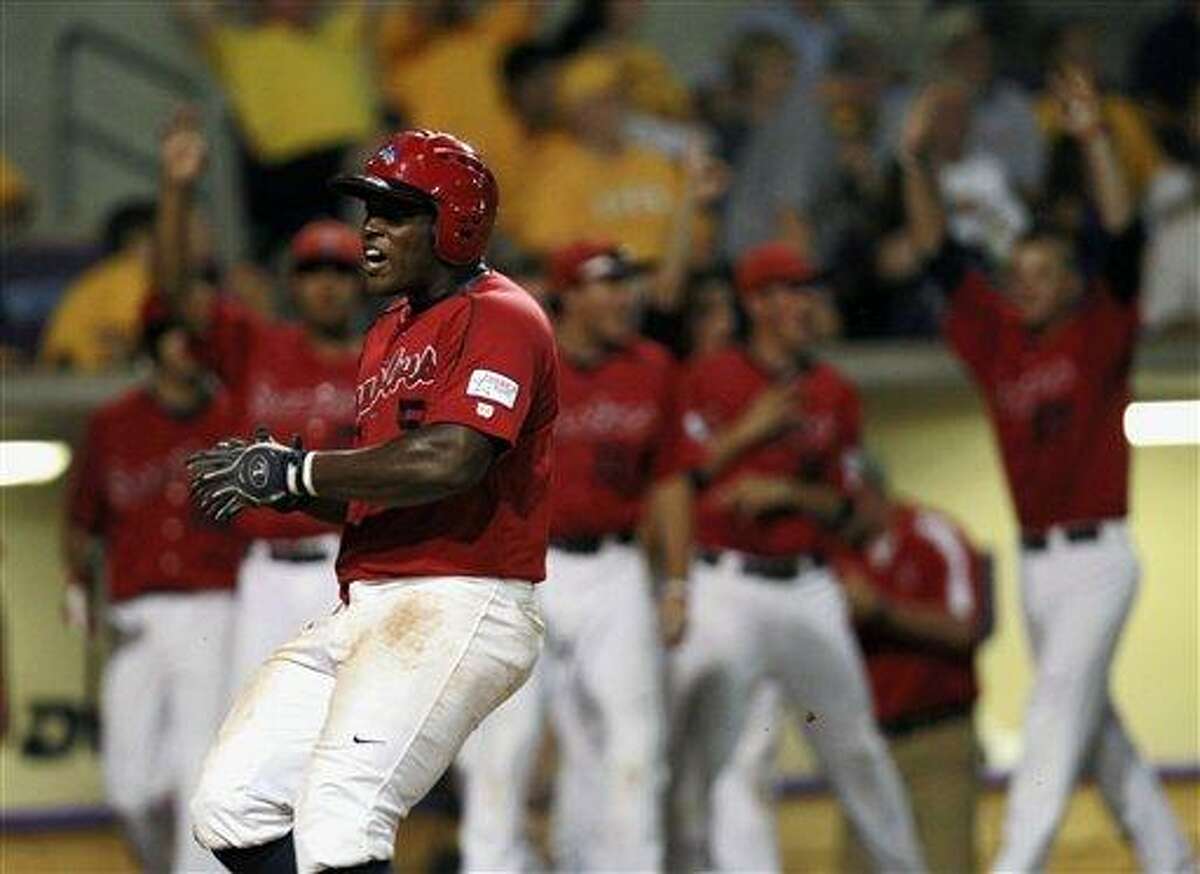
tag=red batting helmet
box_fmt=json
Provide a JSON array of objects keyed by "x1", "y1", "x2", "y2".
[{"x1": 330, "y1": 130, "x2": 498, "y2": 266}]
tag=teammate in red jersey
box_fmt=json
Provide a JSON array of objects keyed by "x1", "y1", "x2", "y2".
[
  {"x1": 657, "y1": 242, "x2": 924, "y2": 871},
  {"x1": 458, "y1": 241, "x2": 682, "y2": 871},
  {"x1": 834, "y1": 456, "x2": 989, "y2": 873},
  {"x1": 154, "y1": 111, "x2": 363, "y2": 686},
  {"x1": 901, "y1": 70, "x2": 1194, "y2": 871},
  {"x1": 186, "y1": 130, "x2": 557, "y2": 874},
  {"x1": 63, "y1": 299, "x2": 247, "y2": 874}
]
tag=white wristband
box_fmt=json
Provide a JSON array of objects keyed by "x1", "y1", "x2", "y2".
[{"x1": 301, "y1": 452, "x2": 318, "y2": 498}]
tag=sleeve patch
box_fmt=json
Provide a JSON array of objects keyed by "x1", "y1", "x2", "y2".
[{"x1": 467, "y1": 369, "x2": 520, "y2": 409}]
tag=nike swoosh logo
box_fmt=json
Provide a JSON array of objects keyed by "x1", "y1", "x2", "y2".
[{"x1": 352, "y1": 735, "x2": 385, "y2": 744}]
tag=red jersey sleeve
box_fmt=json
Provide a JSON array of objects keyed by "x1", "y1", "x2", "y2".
[
  {"x1": 201, "y1": 296, "x2": 269, "y2": 391},
  {"x1": 942, "y1": 268, "x2": 1013, "y2": 384},
  {"x1": 669, "y1": 360, "x2": 715, "y2": 476},
  {"x1": 423, "y1": 292, "x2": 554, "y2": 447},
  {"x1": 67, "y1": 413, "x2": 108, "y2": 535}
]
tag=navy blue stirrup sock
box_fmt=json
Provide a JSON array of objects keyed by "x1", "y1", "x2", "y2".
[{"x1": 211, "y1": 833, "x2": 296, "y2": 873}]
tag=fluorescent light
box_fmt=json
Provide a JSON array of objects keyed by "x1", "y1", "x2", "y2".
[
  {"x1": 1123, "y1": 401, "x2": 1200, "y2": 447},
  {"x1": 0, "y1": 441, "x2": 73, "y2": 486}
]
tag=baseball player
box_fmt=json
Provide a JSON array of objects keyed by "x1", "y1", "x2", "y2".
[
  {"x1": 901, "y1": 70, "x2": 1195, "y2": 871},
  {"x1": 835, "y1": 457, "x2": 989, "y2": 873},
  {"x1": 658, "y1": 241, "x2": 925, "y2": 872},
  {"x1": 63, "y1": 298, "x2": 247, "y2": 874},
  {"x1": 457, "y1": 240, "x2": 684, "y2": 871},
  {"x1": 186, "y1": 130, "x2": 558, "y2": 874},
  {"x1": 154, "y1": 111, "x2": 362, "y2": 687}
]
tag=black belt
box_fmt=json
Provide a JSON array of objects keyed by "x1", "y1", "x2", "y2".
[
  {"x1": 699, "y1": 550, "x2": 825, "y2": 581},
  {"x1": 1021, "y1": 523, "x2": 1101, "y2": 552},
  {"x1": 550, "y1": 531, "x2": 636, "y2": 555},
  {"x1": 268, "y1": 543, "x2": 330, "y2": 563}
]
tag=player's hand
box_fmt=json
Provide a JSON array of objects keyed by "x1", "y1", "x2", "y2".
[
  {"x1": 729, "y1": 384, "x2": 802, "y2": 449},
  {"x1": 62, "y1": 581, "x2": 93, "y2": 636},
  {"x1": 1051, "y1": 66, "x2": 1104, "y2": 141},
  {"x1": 841, "y1": 569, "x2": 884, "y2": 624},
  {"x1": 161, "y1": 106, "x2": 208, "y2": 187},
  {"x1": 716, "y1": 475, "x2": 799, "y2": 518},
  {"x1": 187, "y1": 429, "x2": 309, "y2": 522},
  {"x1": 658, "y1": 580, "x2": 689, "y2": 647}
]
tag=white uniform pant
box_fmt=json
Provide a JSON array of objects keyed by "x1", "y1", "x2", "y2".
[
  {"x1": 458, "y1": 543, "x2": 666, "y2": 871},
  {"x1": 191, "y1": 577, "x2": 543, "y2": 874},
  {"x1": 102, "y1": 591, "x2": 234, "y2": 874},
  {"x1": 230, "y1": 536, "x2": 341, "y2": 690},
  {"x1": 994, "y1": 522, "x2": 1194, "y2": 872},
  {"x1": 668, "y1": 555, "x2": 925, "y2": 872}
]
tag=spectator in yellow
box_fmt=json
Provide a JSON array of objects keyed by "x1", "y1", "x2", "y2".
[
  {"x1": 40, "y1": 202, "x2": 157, "y2": 372},
  {"x1": 176, "y1": 0, "x2": 376, "y2": 261},
  {"x1": 551, "y1": 0, "x2": 691, "y2": 120},
  {"x1": 512, "y1": 51, "x2": 695, "y2": 263},
  {"x1": 375, "y1": 1, "x2": 541, "y2": 198},
  {"x1": 1035, "y1": 18, "x2": 1163, "y2": 200},
  {"x1": 0, "y1": 153, "x2": 32, "y2": 230}
]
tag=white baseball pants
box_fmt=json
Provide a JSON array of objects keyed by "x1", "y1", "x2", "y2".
[
  {"x1": 457, "y1": 542, "x2": 667, "y2": 871},
  {"x1": 668, "y1": 555, "x2": 925, "y2": 872},
  {"x1": 191, "y1": 576, "x2": 543, "y2": 874},
  {"x1": 229, "y1": 535, "x2": 341, "y2": 690},
  {"x1": 102, "y1": 591, "x2": 235, "y2": 874},
  {"x1": 994, "y1": 522, "x2": 1194, "y2": 872}
]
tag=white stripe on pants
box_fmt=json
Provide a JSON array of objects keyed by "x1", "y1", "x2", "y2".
[
  {"x1": 102, "y1": 591, "x2": 234, "y2": 874},
  {"x1": 191, "y1": 576, "x2": 543, "y2": 874},
  {"x1": 668, "y1": 556, "x2": 925, "y2": 872},
  {"x1": 994, "y1": 523, "x2": 1194, "y2": 872}
]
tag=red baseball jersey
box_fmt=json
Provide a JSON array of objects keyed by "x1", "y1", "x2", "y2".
[
  {"x1": 552, "y1": 339, "x2": 678, "y2": 538},
  {"x1": 940, "y1": 250, "x2": 1139, "y2": 531},
  {"x1": 202, "y1": 298, "x2": 360, "y2": 540},
  {"x1": 846, "y1": 503, "x2": 982, "y2": 728},
  {"x1": 675, "y1": 347, "x2": 861, "y2": 557},
  {"x1": 336, "y1": 270, "x2": 558, "y2": 588},
  {"x1": 67, "y1": 387, "x2": 247, "y2": 603}
]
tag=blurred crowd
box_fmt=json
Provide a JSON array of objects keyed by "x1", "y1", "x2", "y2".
[{"x1": 2, "y1": 0, "x2": 1198, "y2": 374}]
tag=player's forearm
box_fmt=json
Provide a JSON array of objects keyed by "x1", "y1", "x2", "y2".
[
  {"x1": 1081, "y1": 131, "x2": 1134, "y2": 234},
  {"x1": 900, "y1": 155, "x2": 947, "y2": 259},
  {"x1": 869, "y1": 599, "x2": 977, "y2": 655},
  {"x1": 649, "y1": 475, "x2": 694, "y2": 581},
  {"x1": 790, "y1": 482, "x2": 853, "y2": 528},
  {"x1": 308, "y1": 425, "x2": 495, "y2": 508},
  {"x1": 153, "y1": 173, "x2": 193, "y2": 313}
]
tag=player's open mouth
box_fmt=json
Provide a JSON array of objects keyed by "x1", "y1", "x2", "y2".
[{"x1": 363, "y1": 246, "x2": 388, "y2": 275}]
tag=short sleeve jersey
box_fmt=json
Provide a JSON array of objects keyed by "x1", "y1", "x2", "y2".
[
  {"x1": 847, "y1": 504, "x2": 983, "y2": 728},
  {"x1": 336, "y1": 271, "x2": 559, "y2": 588},
  {"x1": 552, "y1": 339, "x2": 678, "y2": 538},
  {"x1": 67, "y1": 388, "x2": 247, "y2": 603},
  {"x1": 202, "y1": 297, "x2": 360, "y2": 540},
  {"x1": 674, "y1": 348, "x2": 861, "y2": 557},
  {"x1": 941, "y1": 265, "x2": 1138, "y2": 531}
]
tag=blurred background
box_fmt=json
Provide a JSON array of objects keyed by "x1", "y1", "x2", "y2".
[{"x1": 1, "y1": 1, "x2": 1197, "y2": 871}]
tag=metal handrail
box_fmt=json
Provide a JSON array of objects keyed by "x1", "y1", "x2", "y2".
[{"x1": 52, "y1": 22, "x2": 204, "y2": 218}]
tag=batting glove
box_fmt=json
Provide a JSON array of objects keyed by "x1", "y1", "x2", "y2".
[{"x1": 187, "y1": 428, "x2": 313, "y2": 522}]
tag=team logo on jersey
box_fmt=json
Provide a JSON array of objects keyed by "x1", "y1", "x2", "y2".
[
  {"x1": 467, "y1": 369, "x2": 519, "y2": 409},
  {"x1": 356, "y1": 345, "x2": 437, "y2": 420}
]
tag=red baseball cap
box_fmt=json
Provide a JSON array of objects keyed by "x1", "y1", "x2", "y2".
[
  {"x1": 734, "y1": 242, "x2": 824, "y2": 298},
  {"x1": 548, "y1": 240, "x2": 643, "y2": 291},
  {"x1": 290, "y1": 219, "x2": 361, "y2": 267}
]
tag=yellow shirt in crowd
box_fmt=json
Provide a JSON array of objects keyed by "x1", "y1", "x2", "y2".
[
  {"x1": 510, "y1": 135, "x2": 685, "y2": 261},
  {"x1": 40, "y1": 250, "x2": 150, "y2": 372},
  {"x1": 1035, "y1": 93, "x2": 1163, "y2": 197},
  {"x1": 377, "y1": 1, "x2": 535, "y2": 200},
  {"x1": 203, "y1": 3, "x2": 374, "y2": 164}
]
